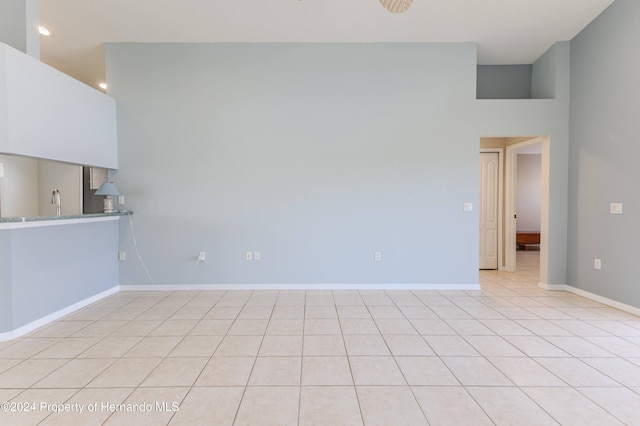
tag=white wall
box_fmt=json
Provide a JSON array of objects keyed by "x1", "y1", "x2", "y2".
[
  {"x1": 0, "y1": 154, "x2": 38, "y2": 218},
  {"x1": 0, "y1": 43, "x2": 117, "y2": 168},
  {"x1": 516, "y1": 154, "x2": 541, "y2": 232}
]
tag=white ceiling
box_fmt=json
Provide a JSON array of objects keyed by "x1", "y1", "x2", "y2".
[{"x1": 38, "y1": 0, "x2": 615, "y2": 90}]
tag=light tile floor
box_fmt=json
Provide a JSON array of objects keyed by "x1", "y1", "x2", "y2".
[{"x1": 1, "y1": 252, "x2": 640, "y2": 425}]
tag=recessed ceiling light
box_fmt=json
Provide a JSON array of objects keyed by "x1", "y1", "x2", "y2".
[
  {"x1": 99, "y1": 82, "x2": 108, "y2": 90},
  {"x1": 38, "y1": 26, "x2": 51, "y2": 36}
]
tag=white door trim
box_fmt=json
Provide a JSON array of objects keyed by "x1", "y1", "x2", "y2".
[
  {"x1": 480, "y1": 148, "x2": 503, "y2": 270},
  {"x1": 504, "y1": 137, "x2": 549, "y2": 282}
]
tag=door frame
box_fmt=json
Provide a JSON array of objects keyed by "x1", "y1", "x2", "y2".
[
  {"x1": 480, "y1": 148, "x2": 504, "y2": 270},
  {"x1": 504, "y1": 136, "x2": 549, "y2": 280}
]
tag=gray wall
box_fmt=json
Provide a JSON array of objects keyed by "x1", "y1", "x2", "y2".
[
  {"x1": 568, "y1": 0, "x2": 640, "y2": 307},
  {"x1": 477, "y1": 65, "x2": 532, "y2": 99},
  {"x1": 516, "y1": 154, "x2": 541, "y2": 232},
  {"x1": 107, "y1": 42, "x2": 570, "y2": 287},
  {"x1": 0, "y1": 219, "x2": 119, "y2": 333}
]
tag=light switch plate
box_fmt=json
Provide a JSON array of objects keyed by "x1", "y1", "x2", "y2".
[
  {"x1": 463, "y1": 203, "x2": 473, "y2": 212},
  {"x1": 610, "y1": 203, "x2": 622, "y2": 214}
]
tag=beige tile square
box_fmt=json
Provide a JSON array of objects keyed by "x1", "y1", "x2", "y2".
[
  {"x1": 0, "y1": 359, "x2": 21, "y2": 374},
  {"x1": 78, "y1": 336, "x2": 142, "y2": 358},
  {"x1": 396, "y1": 356, "x2": 459, "y2": 385},
  {"x1": 306, "y1": 294, "x2": 334, "y2": 306},
  {"x1": 515, "y1": 319, "x2": 574, "y2": 336},
  {"x1": 0, "y1": 359, "x2": 67, "y2": 388},
  {"x1": 32, "y1": 338, "x2": 101, "y2": 359},
  {"x1": 227, "y1": 319, "x2": 269, "y2": 336},
  {"x1": 188, "y1": 319, "x2": 233, "y2": 335},
  {"x1": 356, "y1": 386, "x2": 427, "y2": 425},
  {"x1": 238, "y1": 306, "x2": 273, "y2": 319},
  {"x1": 479, "y1": 319, "x2": 534, "y2": 335},
  {"x1": 387, "y1": 291, "x2": 423, "y2": 306},
  {"x1": 399, "y1": 306, "x2": 437, "y2": 319},
  {"x1": 110, "y1": 320, "x2": 162, "y2": 336},
  {"x1": 203, "y1": 306, "x2": 242, "y2": 319},
  {"x1": 534, "y1": 357, "x2": 620, "y2": 386},
  {"x1": 488, "y1": 357, "x2": 566, "y2": 386},
  {"x1": 0, "y1": 337, "x2": 61, "y2": 358},
  {"x1": 384, "y1": 335, "x2": 435, "y2": 356},
  {"x1": 523, "y1": 387, "x2": 623, "y2": 425},
  {"x1": 104, "y1": 387, "x2": 188, "y2": 426},
  {"x1": 271, "y1": 306, "x2": 305, "y2": 319},
  {"x1": 141, "y1": 357, "x2": 208, "y2": 387},
  {"x1": 446, "y1": 319, "x2": 494, "y2": 336},
  {"x1": 585, "y1": 336, "x2": 640, "y2": 357},
  {"x1": 259, "y1": 335, "x2": 303, "y2": 356},
  {"x1": 149, "y1": 320, "x2": 198, "y2": 336},
  {"x1": 168, "y1": 387, "x2": 243, "y2": 425},
  {"x1": 168, "y1": 336, "x2": 222, "y2": 357},
  {"x1": 305, "y1": 306, "x2": 338, "y2": 319},
  {"x1": 235, "y1": 386, "x2": 299, "y2": 426},
  {"x1": 275, "y1": 294, "x2": 306, "y2": 307},
  {"x1": 349, "y1": 356, "x2": 405, "y2": 385},
  {"x1": 464, "y1": 335, "x2": 525, "y2": 357},
  {"x1": 248, "y1": 356, "x2": 301, "y2": 385},
  {"x1": 39, "y1": 387, "x2": 133, "y2": 426},
  {"x1": 442, "y1": 357, "x2": 511, "y2": 386},
  {"x1": 581, "y1": 357, "x2": 640, "y2": 386},
  {"x1": 123, "y1": 336, "x2": 182, "y2": 358},
  {"x1": 214, "y1": 336, "x2": 262, "y2": 356},
  {"x1": 545, "y1": 336, "x2": 616, "y2": 357},
  {"x1": 304, "y1": 319, "x2": 341, "y2": 335},
  {"x1": 337, "y1": 306, "x2": 371, "y2": 319},
  {"x1": 168, "y1": 305, "x2": 210, "y2": 320},
  {"x1": 215, "y1": 292, "x2": 251, "y2": 307},
  {"x1": 300, "y1": 386, "x2": 363, "y2": 426},
  {"x1": 301, "y1": 356, "x2": 353, "y2": 385},
  {"x1": 374, "y1": 319, "x2": 417, "y2": 335},
  {"x1": 87, "y1": 358, "x2": 162, "y2": 387},
  {"x1": 33, "y1": 358, "x2": 113, "y2": 388},
  {"x1": 360, "y1": 292, "x2": 394, "y2": 306},
  {"x1": 343, "y1": 335, "x2": 390, "y2": 356},
  {"x1": 265, "y1": 319, "x2": 304, "y2": 335},
  {"x1": 303, "y1": 335, "x2": 346, "y2": 356},
  {"x1": 422, "y1": 335, "x2": 480, "y2": 356},
  {"x1": 431, "y1": 306, "x2": 473, "y2": 319},
  {"x1": 71, "y1": 320, "x2": 127, "y2": 337},
  {"x1": 135, "y1": 306, "x2": 180, "y2": 321},
  {"x1": 368, "y1": 306, "x2": 404, "y2": 319},
  {"x1": 410, "y1": 319, "x2": 456, "y2": 335},
  {"x1": 578, "y1": 387, "x2": 640, "y2": 426},
  {"x1": 503, "y1": 336, "x2": 570, "y2": 357},
  {"x1": 333, "y1": 295, "x2": 365, "y2": 306},
  {"x1": 467, "y1": 387, "x2": 557, "y2": 426},
  {"x1": 196, "y1": 357, "x2": 255, "y2": 386},
  {"x1": 30, "y1": 321, "x2": 93, "y2": 338},
  {"x1": 412, "y1": 386, "x2": 493, "y2": 425},
  {"x1": 340, "y1": 318, "x2": 379, "y2": 334}
]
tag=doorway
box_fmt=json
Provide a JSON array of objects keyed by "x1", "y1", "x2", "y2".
[{"x1": 479, "y1": 137, "x2": 550, "y2": 282}]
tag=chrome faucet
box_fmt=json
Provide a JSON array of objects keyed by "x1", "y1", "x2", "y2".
[{"x1": 51, "y1": 189, "x2": 61, "y2": 216}]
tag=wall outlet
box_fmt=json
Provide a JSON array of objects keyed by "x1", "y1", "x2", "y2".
[
  {"x1": 118, "y1": 195, "x2": 125, "y2": 205},
  {"x1": 198, "y1": 251, "x2": 206, "y2": 261},
  {"x1": 254, "y1": 251, "x2": 261, "y2": 261},
  {"x1": 594, "y1": 258, "x2": 602, "y2": 270},
  {"x1": 119, "y1": 251, "x2": 126, "y2": 261},
  {"x1": 610, "y1": 203, "x2": 622, "y2": 214},
  {"x1": 463, "y1": 202, "x2": 473, "y2": 212},
  {"x1": 374, "y1": 251, "x2": 381, "y2": 261},
  {"x1": 245, "y1": 251, "x2": 253, "y2": 261}
]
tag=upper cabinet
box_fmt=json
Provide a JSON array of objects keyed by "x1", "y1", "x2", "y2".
[{"x1": 0, "y1": 43, "x2": 117, "y2": 169}]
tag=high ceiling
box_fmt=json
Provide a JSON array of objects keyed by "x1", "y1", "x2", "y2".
[{"x1": 38, "y1": 0, "x2": 615, "y2": 91}]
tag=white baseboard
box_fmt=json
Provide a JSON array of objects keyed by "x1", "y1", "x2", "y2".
[
  {"x1": 538, "y1": 282, "x2": 567, "y2": 291},
  {"x1": 0, "y1": 286, "x2": 119, "y2": 342},
  {"x1": 538, "y1": 282, "x2": 640, "y2": 317},
  {"x1": 119, "y1": 283, "x2": 481, "y2": 291}
]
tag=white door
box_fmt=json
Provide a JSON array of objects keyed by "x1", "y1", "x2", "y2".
[{"x1": 479, "y1": 152, "x2": 499, "y2": 269}]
